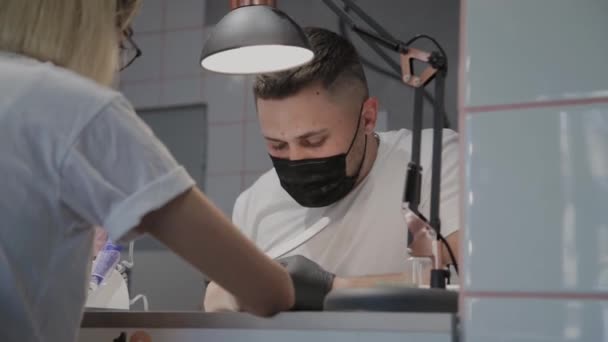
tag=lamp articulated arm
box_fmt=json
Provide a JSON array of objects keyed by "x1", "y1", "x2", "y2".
[{"x1": 320, "y1": 0, "x2": 454, "y2": 287}]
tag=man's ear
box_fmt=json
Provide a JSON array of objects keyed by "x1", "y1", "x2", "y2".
[{"x1": 362, "y1": 97, "x2": 379, "y2": 134}]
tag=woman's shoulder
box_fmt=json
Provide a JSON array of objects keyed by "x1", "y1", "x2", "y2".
[
  {"x1": 35, "y1": 61, "x2": 121, "y2": 109},
  {"x1": 0, "y1": 54, "x2": 121, "y2": 115}
]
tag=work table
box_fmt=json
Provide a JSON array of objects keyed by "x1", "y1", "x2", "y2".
[{"x1": 80, "y1": 311, "x2": 458, "y2": 341}]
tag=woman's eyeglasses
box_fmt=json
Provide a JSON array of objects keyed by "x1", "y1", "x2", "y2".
[{"x1": 119, "y1": 28, "x2": 142, "y2": 71}]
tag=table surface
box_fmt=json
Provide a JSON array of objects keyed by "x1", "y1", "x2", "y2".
[{"x1": 82, "y1": 311, "x2": 456, "y2": 334}]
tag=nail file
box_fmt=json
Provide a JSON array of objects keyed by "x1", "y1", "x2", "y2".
[{"x1": 266, "y1": 217, "x2": 331, "y2": 259}]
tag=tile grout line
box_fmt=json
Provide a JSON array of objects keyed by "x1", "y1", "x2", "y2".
[
  {"x1": 462, "y1": 290, "x2": 608, "y2": 301},
  {"x1": 135, "y1": 25, "x2": 205, "y2": 35},
  {"x1": 464, "y1": 96, "x2": 608, "y2": 115},
  {"x1": 121, "y1": 73, "x2": 204, "y2": 85},
  {"x1": 240, "y1": 76, "x2": 249, "y2": 190}
]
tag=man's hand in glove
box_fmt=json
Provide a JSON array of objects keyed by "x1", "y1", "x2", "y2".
[
  {"x1": 204, "y1": 255, "x2": 335, "y2": 312},
  {"x1": 276, "y1": 255, "x2": 335, "y2": 311}
]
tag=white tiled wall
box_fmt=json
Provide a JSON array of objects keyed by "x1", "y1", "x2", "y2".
[
  {"x1": 206, "y1": 123, "x2": 243, "y2": 175},
  {"x1": 120, "y1": 33, "x2": 163, "y2": 84},
  {"x1": 464, "y1": 297, "x2": 608, "y2": 342},
  {"x1": 164, "y1": 0, "x2": 207, "y2": 30},
  {"x1": 160, "y1": 77, "x2": 203, "y2": 106},
  {"x1": 461, "y1": 0, "x2": 608, "y2": 340},
  {"x1": 119, "y1": 0, "x2": 268, "y2": 311},
  {"x1": 464, "y1": 0, "x2": 608, "y2": 107},
  {"x1": 131, "y1": 0, "x2": 163, "y2": 32},
  {"x1": 200, "y1": 72, "x2": 250, "y2": 124},
  {"x1": 121, "y1": 82, "x2": 162, "y2": 108},
  {"x1": 163, "y1": 29, "x2": 206, "y2": 78},
  {"x1": 205, "y1": 174, "x2": 243, "y2": 217},
  {"x1": 464, "y1": 104, "x2": 608, "y2": 293},
  {"x1": 121, "y1": 0, "x2": 267, "y2": 218}
]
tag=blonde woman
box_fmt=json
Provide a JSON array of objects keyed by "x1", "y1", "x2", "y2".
[{"x1": 0, "y1": 1, "x2": 294, "y2": 341}]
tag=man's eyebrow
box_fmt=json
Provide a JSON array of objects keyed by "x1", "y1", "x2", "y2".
[
  {"x1": 264, "y1": 136, "x2": 285, "y2": 143},
  {"x1": 264, "y1": 129, "x2": 329, "y2": 142},
  {"x1": 295, "y1": 129, "x2": 329, "y2": 140}
]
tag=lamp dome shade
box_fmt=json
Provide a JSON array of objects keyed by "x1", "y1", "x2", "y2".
[{"x1": 200, "y1": 5, "x2": 314, "y2": 74}]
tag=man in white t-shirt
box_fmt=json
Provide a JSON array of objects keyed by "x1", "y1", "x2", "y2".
[{"x1": 204, "y1": 27, "x2": 460, "y2": 311}]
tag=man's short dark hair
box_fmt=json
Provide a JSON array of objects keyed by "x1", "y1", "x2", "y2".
[{"x1": 253, "y1": 27, "x2": 368, "y2": 102}]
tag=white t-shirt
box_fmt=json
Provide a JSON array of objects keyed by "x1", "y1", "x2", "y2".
[
  {"x1": 0, "y1": 53, "x2": 194, "y2": 342},
  {"x1": 233, "y1": 129, "x2": 459, "y2": 277}
]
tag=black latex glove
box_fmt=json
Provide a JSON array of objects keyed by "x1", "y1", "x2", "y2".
[{"x1": 276, "y1": 255, "x2": 335, "y2": 311}]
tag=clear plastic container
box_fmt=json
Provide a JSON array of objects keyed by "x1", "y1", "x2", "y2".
[{"x1": 404, "y1": 256, "x2": 433, "y2": 286}]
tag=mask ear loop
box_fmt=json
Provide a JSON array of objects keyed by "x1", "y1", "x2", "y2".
[
  {"x1": 345, "y1": 100, "x2": 367, "y2": 155},
  {"x1": 347, "y1": 101, "x2": 369, "y2": 179},
  {"x1": 352, "y1": 134, "x2": 368, "y2": 177}
]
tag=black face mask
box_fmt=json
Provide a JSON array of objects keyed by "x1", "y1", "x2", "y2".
[{"x1": 270, "y1": 111, "x2": 368, "y2": 208}]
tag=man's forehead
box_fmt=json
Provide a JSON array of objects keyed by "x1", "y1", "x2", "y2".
[
  {"x1": 255, "y1": 84, "x2": 361, "y2": 140},
  {"x1": 257, "y1": 84, "x2": 328, "y2": 106},
  {"x1": 256, "y1": 88, "x2": 356, "y2": 118}
]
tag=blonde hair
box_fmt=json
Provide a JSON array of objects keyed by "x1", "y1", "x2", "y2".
[{"x1": 0, "y1": 0, "x2": 141, "y2": 86}]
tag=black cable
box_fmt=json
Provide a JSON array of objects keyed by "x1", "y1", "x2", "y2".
[
  {"x1": 405, "y1": 35, "x2": 448, "y2": 57},
  {"x1": 438, "y1": 232, "x2": 459, "y2": 274},
  {"x1": 404, "y1": 34, "x2": 448, "y2": 73},
  {"x1": 336, "y1": 5, "x2": 451, "y2": 129},
  {"x1": 409, "y1": 211, "x2": 460, "y2": 276},
  {"x1": 342, "y1": 0, "x2": 397, "y2": 41},
  {"x1": 429, "y1": 67, "x2": 445, "y2": 233},
  {"x1": 330, "y1": 1, "x2": 459, "y2": 274},
  {"x1": 414, "y1": 211, "x2": 459, "y2": 275},
  {"x1": 428, "y1": 61, "x2": 458, "y2": 275}
]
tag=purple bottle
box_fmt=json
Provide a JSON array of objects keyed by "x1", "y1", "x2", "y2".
[{"x1": 89, "y1": 240, "x2": 121, "y2": 291}]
